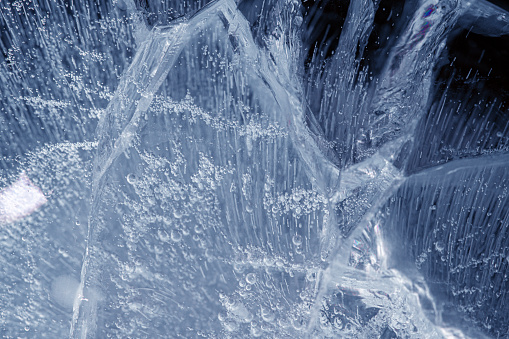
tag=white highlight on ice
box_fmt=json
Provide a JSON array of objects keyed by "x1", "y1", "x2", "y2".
[{"x1": 0, "y1": 172, "x2": 47, "y2": 225}]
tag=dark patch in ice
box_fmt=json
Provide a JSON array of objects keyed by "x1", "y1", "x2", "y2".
[
  {"x1": 301, "y1": 0, "x2": 350, "y2": 67},
  {"x1": 407, "y1": 30, "x2": 509, "y2": 174}
]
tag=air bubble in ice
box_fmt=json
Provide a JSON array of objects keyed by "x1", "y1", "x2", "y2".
[
  {"x1": 435, "y1": 240, "x2": 445, "y2": 252},
  {"x1": 292, "y1": 234, "x2": 302, "y2": 246},
  {"x1": 234, "y1": 262, "x2": 246, "y2": 273},
  {"x1": 218, "y1": 311, "x2": 227, "y2": 321},
  {"x1": 246, "y1": 273, "x2": 257, "y2": 284},
  {"x1": 261, "y1": 306, "x2": 275, "y2": 322},
  {"x1": 291, "y1": 316, "x2": 306, "y2": 330},
  {"x1": 171, "y1": 229, "x2": 182, "y2": 242},
  {"x1": 158, "y1": 229, "x2": 169, "y2": 242},
  {"x1": 126, "y1": 173, "x2": 137, "y2": 184},
  {"x1": 250, "y1": 322, "x2": 262, "y2": 337}
]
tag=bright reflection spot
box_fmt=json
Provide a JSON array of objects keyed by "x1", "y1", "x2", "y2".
[{"x1": 0, "y1": 172, "x2": 47, "y2": 225}]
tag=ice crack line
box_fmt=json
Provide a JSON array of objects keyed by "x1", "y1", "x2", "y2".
[{"x1": 70, "y1": 0, "x2": 241, "y2": 337}]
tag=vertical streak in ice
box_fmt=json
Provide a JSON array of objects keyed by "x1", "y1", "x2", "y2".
[
  {"x1": 304, "y1": 0, "x2": 470, "y2": 334},
  {"x1": 69, "y1": 0, "x2": 345, "y2": 335},
  {"x1": 367, "y1": 0, "x2": 460, "y2": 151},
  {"x1": 220, "y1": 1, "x2": 343, "y2": 248},
  {"x1": 69, "y1": 23, "x2": 192, "y2": 334},
  {"x1": 70, "y1": 1, "x2": 238, "y2": 337}
]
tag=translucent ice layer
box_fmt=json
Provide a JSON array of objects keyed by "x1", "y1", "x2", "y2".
[{"x1": 1, "y1": 0, "x2": 509, "y2": 338}]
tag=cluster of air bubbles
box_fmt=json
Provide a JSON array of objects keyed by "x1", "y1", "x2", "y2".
[
  {"x1": 263, "y1": 187, "x2": 327, "y2": 218},
  {"x1": 149, "y1": 93, "x2": 287, "y2": 140}
]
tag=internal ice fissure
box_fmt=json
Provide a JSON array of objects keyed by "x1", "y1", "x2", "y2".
[
  {"x1": 68, "y1": 0, "x2": 509, "y2": 337},
  {"x1": 72, "y1": 1, "x2": 245, "y2": 336}
]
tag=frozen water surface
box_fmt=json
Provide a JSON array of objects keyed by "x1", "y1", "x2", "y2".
[{"x1": 1, "y1": 0, "x2": 509, "y2": 337}]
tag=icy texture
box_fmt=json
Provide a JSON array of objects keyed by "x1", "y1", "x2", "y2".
[
  {"x1": 0, "y1": 172, "x2": 47, "y2": 224},
  {"x1": 1, "y1": 0, "x2": 509, "y2": 338}
]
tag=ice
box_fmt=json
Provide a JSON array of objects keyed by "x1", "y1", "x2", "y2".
[
  {"x1": 51, "y1": 276, "x2": 80, "y2": 310},
  {"x1": 1, "y1": 0, "x2": 509, "y2": 337},
  {"x1": 0, "y1": 172, "x2": 47, "y2": 225}
]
